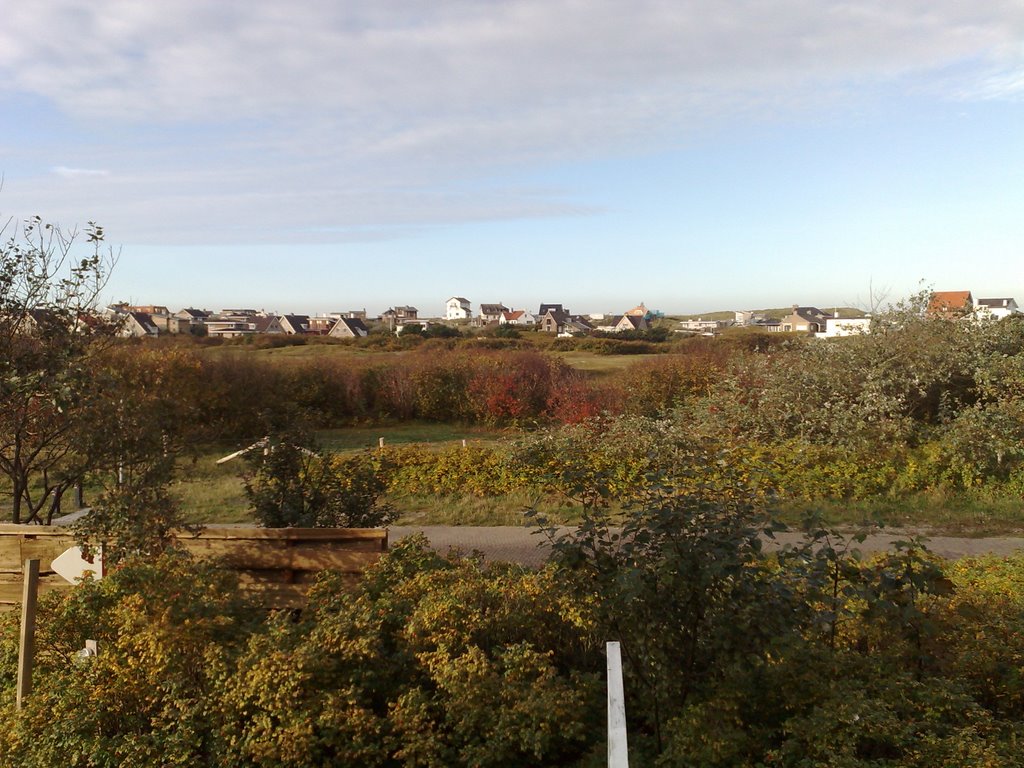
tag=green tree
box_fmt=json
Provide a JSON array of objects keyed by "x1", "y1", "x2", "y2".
[
  {"x1": 243, "y1": 429, "x2": 395, "y2": 528},
  {"x1": 0, "y1": 215, "x2": 118, "y2": 523}
]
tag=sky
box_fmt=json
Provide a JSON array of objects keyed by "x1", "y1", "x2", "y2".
[{"x1": 1, "y1": 1, "x2": 1023, "y2": 317}]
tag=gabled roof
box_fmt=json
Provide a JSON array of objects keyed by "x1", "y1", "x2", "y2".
[
  {"x1": 566, "y1": 315, "x2": 594, "y2": 331},
  {"x1": 448, "y1": 296, "x2": 470, "y2": 304},
  {"x1": 339, "y1": 317, "x2": 369, "y2": 335},
  {"x1": 281, "y1": 314, "x2": 311, "y2": 333},
  {"x1": 479, "y1": 303, "x2": 508, "y2": 314},
  {"x1": 252, "y1": 315, "x2": 283, "y2": 333},
  {"x1": 179, "y1": 307, "x2": 210, "y2": 319},
  {"x1": 617, "y1": 314, "x2": 644, "y2": 330},
  {"x1": 130, "y1": 312, "x2": 159, "y2": 334},
  {"x1": 539, "y1": 303, "x2": 565, "y2": 316},
  {"x1": 791, "y1": 306, "x2": 827, "y2": 321},
  {"x1": 928, "y1": 291, "x2": 973, "y2": 316},
  {"x1": 502, "y1": 310, "x2": 524, "y2": 321}
]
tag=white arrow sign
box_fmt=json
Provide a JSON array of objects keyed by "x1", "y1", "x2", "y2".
[{"x1": 51, "y1": 546, "x2": 104, "y2": 584}]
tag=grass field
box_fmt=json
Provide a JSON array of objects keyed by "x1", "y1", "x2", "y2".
[
  {"x1": 553, "y1": 351, "x2": 662, "y2": 376},
  {"x1": 315, "y1": 423, "x2": 514, "y2": 452},
  {"x1": 172, "y1": 423, "x2": 522, "y2": 526}
]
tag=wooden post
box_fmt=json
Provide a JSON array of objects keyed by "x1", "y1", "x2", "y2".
[
  {"x1": 17, "y1": 559, "x2": 40, "y2": 710},
  {"x1": 378, "y1": 437, "x2": 385, "y2": 448},
  {"x1": 74, "y1": 480, "x2": 84, "y2": 509},
  {"x1": 607, "y1": 641, "x2": 629, "y2": 767}
]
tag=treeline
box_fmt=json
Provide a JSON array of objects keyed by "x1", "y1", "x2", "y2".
[
  {"x1": 99, "y1": 339, "x2": 737, "y2": 438},
  {"x1": 2, "y1": 517, "x2": 1023, "y2": 766}
]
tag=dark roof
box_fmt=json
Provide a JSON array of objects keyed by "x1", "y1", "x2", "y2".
[
  {"x1": 976, "y1": 297, "x2": 1015, "y2": 308},
  {"x1": 252, "y1": 315, "x2": 281, "y2": 333},
  {"x1": 130, "y1": 312, "x2": 159, "y2": 333},
  {"x1": 339, "y1": 317, "x2": 369, "y2": 335},
  {"x1": 479, "y1": 303, "x2": 508, "y2": 314},
  {"x1": 539, "y1": 303, "x2": 564, "y2": 316},
  {"x1": 618, "y1": 315, "x2": 643, "y2": 330},
  {"x1": 788, "y1": 306, "x2": 827, "y2": 322},
  {"x1": 281, "y1": 314, "x2": 310, "y2": 332}
]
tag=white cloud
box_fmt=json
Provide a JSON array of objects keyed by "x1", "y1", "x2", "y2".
[
  {"x1": 3, "y1": 1, "x2": 1024, "y2": 245},
  {"x1": 3, "y1": 1, "x2": 1022, "y2": 122},
  {"x1": 51, "y1": 166, "x2": 110, "y2": 178}
]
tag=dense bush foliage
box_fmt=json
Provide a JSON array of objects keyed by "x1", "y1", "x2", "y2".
[{"x1": 3, "y1": 523, "x2": 1024, "y2": 764}]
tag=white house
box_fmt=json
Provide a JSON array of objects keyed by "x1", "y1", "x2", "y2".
[
  {"x1": 499, "y1": 309, "x2": 536, "y2": 326},
  {"x1": 816, "y1": 316, "x2": 872, "y2": 338},
  {"x1": 975, "y1": 297, "x2": 1020, "y2": 320},
  {"x1": 446, "y1": 297, "x2": 471, "y2": 320}
]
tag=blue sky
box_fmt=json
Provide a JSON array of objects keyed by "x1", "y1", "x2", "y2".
[{"x1": 2, "y1": 1, "x2": 1023, "y2": 317}]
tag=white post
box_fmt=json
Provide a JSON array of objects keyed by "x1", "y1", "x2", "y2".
[
  {"x1": 378, "y1": 437, "x2": 385, "y2": 448},
  {"x1": 607, "y1": 641, "x2": 629, "y2": 767}
]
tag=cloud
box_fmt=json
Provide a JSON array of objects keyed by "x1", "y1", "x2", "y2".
[
  {"x1": 3, "y1": 1, "x2": 1022, "y2": 122},
  {"x1": 51, "y1": 166, "x2": 110, "y2": 178},
  {"x1": 3, "y1": 1, "x2": 1024, "y2": 245}
]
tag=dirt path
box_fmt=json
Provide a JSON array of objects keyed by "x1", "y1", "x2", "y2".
[{"x1": 389, "y1": 526, "x2": 1024, "y2": 568}]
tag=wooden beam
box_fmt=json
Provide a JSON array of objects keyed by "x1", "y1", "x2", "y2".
[{"x1": 17, "y1": 559, "x2": 40, "y2": 710}]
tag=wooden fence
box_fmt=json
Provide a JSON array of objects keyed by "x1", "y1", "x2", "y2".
[{"x1": 0, "y1": 525, "x2": 388, "y2": 610}]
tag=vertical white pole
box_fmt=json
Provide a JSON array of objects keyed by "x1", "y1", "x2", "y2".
[{"x1": 607, "y1": 641, "x2": 629, "y2": 768}]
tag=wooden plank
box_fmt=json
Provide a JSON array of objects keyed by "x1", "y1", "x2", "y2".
[
  {"x1": 0, "y1": 525, "x2": 77, "y2": 537},
  {"x1": 181, "y1": 539, "x2": 383, "y2": 571},
  {"x1": 0, "y1": 525, "x2": 386, "y2": 611},
  {"x1": 0, "y1": 574, "x2": 70, "y2": 604},
  {"x1": 189, "y1": 526, "x2": 388, "y2": 545},
  {"x1": 22, "y1": 536, "x2": 76, "y2": 572},
  {"x1": 17, "y1": 559, "x2": 40, "y2": 709},
  {"x1": 0, "y1": 538, "x2": 24, "y2": 571}
]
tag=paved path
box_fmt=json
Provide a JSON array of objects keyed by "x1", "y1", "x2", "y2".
[{"x1": 389, "y1": 526, "x2": 1024, "y2": 568}]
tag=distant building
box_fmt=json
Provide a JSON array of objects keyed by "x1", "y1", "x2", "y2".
[
  {"x1": 446, "y1": 297, "x2": 471, "y2": 320},
  {"x1": 381, "y1": 306, "x2": 418, "y2": 321},
  {"x1": 119, "y1": 312, "x2": 160, "y2": 338},
  {"x1": 677, "y1": 318, "x2": 733, "y2": 333},
  {"x1": 126, "y1": 304, "x2": 170, "y2": 317},
  {"x1": 329, "y1": 316, "x2": 370, "y2": 338},
  {"x1": 928, "y1": 291, "x2": 973, "y2": 318},
  {"x1": 624, "y1": 302, "x2": 653, "y2": 319},
  {"x1": 252, "y1": 315, "x2": 285, "y2": 334},
  {"x1": 499, "y1": 309, "x2": 536, "y2": 326},
  {"x1": 817, "y1": 315, "x2": 871, "y2": 338},
  {"x1": 279, "y1": 314, "x2": 311, "y2": 334},
  {"x1": 479, "y1": 303, "x2": 509, "y2": 323},
  {"x1": 975, "y1": 297, "x2": 1020, "y2": 319},
  {"x1": 778, "y1": 306, "x2": 829, "y2": 334}
]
